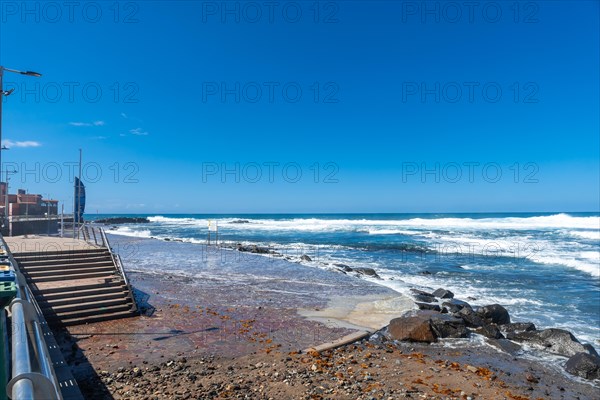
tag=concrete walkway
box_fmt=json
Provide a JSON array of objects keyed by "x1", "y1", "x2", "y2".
[{"x1": 5, "y1": 235, "x2": 99, "y2": 254}]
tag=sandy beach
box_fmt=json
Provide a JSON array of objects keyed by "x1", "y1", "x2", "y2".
[{"x1": 10, "y1": 234, "x2": 590, "y2": 400}]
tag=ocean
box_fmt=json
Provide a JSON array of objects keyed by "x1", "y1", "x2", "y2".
[{"x1": 92, "y1": 212, "x2": 600, "y2": 351}]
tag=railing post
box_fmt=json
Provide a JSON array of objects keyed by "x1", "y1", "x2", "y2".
[
  {"x1": 100, "y1": 229, "x2": 137, "y2": 313},
  {"x1": 0, "y1": 234, "x2": 64, "y2": 400},
  {"x1": 9, "y1": 301, "x2": 34, "y2": 399}
]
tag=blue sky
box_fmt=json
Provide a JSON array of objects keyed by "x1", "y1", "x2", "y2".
[{"x1": 0, "y1": 1, "x2": 598, "y2": 213}]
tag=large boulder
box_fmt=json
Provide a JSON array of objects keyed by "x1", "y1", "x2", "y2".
[
  {"x1": 353, "y1": 267, "x2": 381, "y2": 279},
  {"x1": 511, "y1": 329, "x2": 595, "y2": 358},
  {"x1": 501, "y1": 322, "x2": 536, "y2": 337},
  {"x1": 584, "y1": 343, "x2": 600, "y2": 357},
  {"x1": 387, "y1": 310, "x2": 469, "y2": 342},
  {"x1": 456, "y1": 307, "x2": 485, "y2": 328},
  {"x1": 432, "y1": 288, "x2": 454, "y2": 299},
  {"x1": 416, "y1": 302, "x2": 441, "y2": 312},
  {"x1": 429, "y1": 314, "x2": 468, "y2": 339},
  {"x1": 334, "y1": 264, "x2": 353, "y2": 272},
  {"x1": 410, "y1": 288, "x2": 433, "y2": 297},
  {"x1": 475, "y1": 324, "x2": 504, "y2": 339},
  {"x1": 413, "y1": 294, "x2": 436, "y2": 303},
  {"x1": 441, "y1": 299, "x2": 472, "y2": 314},
  {"x1": 388, "y1": 311, "x2": 437, "y2": 343},
  {"x1": 565, "y1": 352, "x2": 600, "y2": 380},
  {"x1": 476, "y1": 304, "x2": 510, "y2": 325}
]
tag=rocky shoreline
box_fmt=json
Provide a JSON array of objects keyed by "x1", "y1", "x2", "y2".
[
  {"x1": 95, "y1": 217, "x2": 151, "y2": 224},
  {"x1": 395, "y1": 287, "x2": 600, "y2": 382},
  {"x1": 75, "y1": 338, "x2": 600, "y2": 400},
  {"x1": 59, "y1": 278, "x2": 600, "y2": 399},
  {"x1": 59, "y1": 236, "x2": 598, "y2": 399}
]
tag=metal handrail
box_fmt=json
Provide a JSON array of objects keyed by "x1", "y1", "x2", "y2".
[
  {"x1": 0, "y1": 235, "x2": 63, "y2": 400},
  {"x1": 99, "y1": 228, "x2": 137, "y2": 313},
  {"x1": 8, "y1": 215, "x2": 70, "y2": 222}
]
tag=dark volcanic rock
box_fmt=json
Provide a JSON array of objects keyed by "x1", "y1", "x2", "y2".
[
  {"x1": 429, "y1": 314, "x2": 468, "y2": 339},
  {"x1": 388, "y1": 311, "x2": 437, "y2": 343},
  {"x1": 441, "y1": 299, "x2": 472, "y2": 314},
  {"x1": 237, "y1": 244, "x2": 272, "y2": 254},
  {"x1": 353, "y1": 267, "x2": 380, "y2": 279},
  {"x1": 511, "y1": 329, "x2": 595, "y2": 358},
  {"x1": 334, "y1": 264, "x2": 353, "y2": 272},
  {"x1": 413, "y1": 294, "x2": 436, "y2": 303},
  {"x1": 475, "y1": 324, "x2": 504, "y2": 339},
  {"x1": 476, "y1": 304, "x2": 511, "y2": 325},
  {"x1": 410, "y1": 288, "x2": 433, "y2": 297},
  {"x1": 584, "y1": 343, "x2": 600, "y2": 357},
  {"x1": 565, "y1": 352, "x2": 600, "y2": 380},
  {"x1": 456, "y1": 307, "x2": 485, "y2": 328},
  {"x1": 96, "y1": 217, "x2": 150, "y2": 224},
  {"x1": 388, "y1": 310, "x2": 468, "y2": 342},
  {"x1": 501, "y1": 322, "x2": 536, "y2": 339},
  {"x1": 300, "y1": 255, "x2": 312, "y2": 262},
  {"x1": 432, "y1": 288, "x2": 454, "y2": 299},
  {"x1": 487, "y1": 338, "x2": 522, "y2": 355},
  {"x1": 229, "y1": 219, "x2": 250, "y2": 224},
  {"x1": 416, "y1": 302, "x2": 441, "y2": 312}
]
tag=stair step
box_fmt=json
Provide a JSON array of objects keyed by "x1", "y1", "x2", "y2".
[
  {"x1": 17, "y1": 255, "x2": 112, "y2": 267},
  {"x1": 49, "y1": 310, "x2": 137, "y2": 327},
  {"x1": 14, "y1": 248, "x2": 109, "y2": 258},
  {"x1": 38, "y1": 285, "x2": 129, "y2": 300},
  {"x1": 46, "y1": 304, "x2": 133, "y2": 320},
  {"x1": 41, "y1": 298, "x2": 131, "y2": 314},
  {"x1": 26, "y1": 266, "x2": 116, "y2": 278},
  {"x1": 30, "y1": 271, "x2": 117, "y2": 282},
  {"x1": 33, "y1": 279, "x2": 125, "y2": 294},
  {"x1": 38, "y1": 291, "x2": 130, "y2": 307},
  {"x1": 22, "y1": 261, "x2": 115, "y2": 272}
]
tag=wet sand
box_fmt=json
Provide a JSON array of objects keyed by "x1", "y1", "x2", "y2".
[{"x1": 48, "y1": 243, "x2": 599, "y2": 399}]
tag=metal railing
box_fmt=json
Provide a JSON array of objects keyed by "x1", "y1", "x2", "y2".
[
  {"x1": 99, "y1": 228, "x2": 137, "y2": 313},
  {"x1": 0, "y1": 235, "x2": 63, "y2": 400},
  {"x1": 7, "y1": 215, "x2": 71, "y2": 223},
  {"x1": 75, "y1": 223, "x2": 106, "y2": 248}
]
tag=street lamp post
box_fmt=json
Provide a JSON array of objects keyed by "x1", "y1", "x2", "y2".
[
  {"x1": 0, "y1": 66, "x2": 42, "y2": 224},
  {"x1": 4, "y1": 169, "x2": 17, "y2": 236}
]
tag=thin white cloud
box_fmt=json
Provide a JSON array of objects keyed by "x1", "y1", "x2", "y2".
[
  {"x1": 130, "y1": 128, "x2": 149, "y2": 136},
  {"x1": 121, "y1": 113, "x2": 128, "y2": 118},
  {"x1": 2, "y1": 140, "x2": 42, "y2": 148},
  {"x1": 69, "y1": 120, "x2": 105, "y2": 127},
  {"x1": 91, "y1": 136, "x2": 107, "y2": 140}
]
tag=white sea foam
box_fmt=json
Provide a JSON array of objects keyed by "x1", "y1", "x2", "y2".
[
  {"x1": 109, "y1": 226, "x2": 153, "y2": 238},
  {"x1": 145, "y1": 214, "x2": 598, "y2": 232},
  {"x1": 567, "y1": 230, "x2": 600, "y2": 240},
  {"x1": 124, "y1": 214, "x2": 600, "y2": 277},
  {"x1": 283, "y1": 214, "x2": 594, "y2": 231},
  {"x1": 368, "y1": 229, "x2": 421, "y2": 235},
  {"x1": 534, "y1": 255, "x2": 600, "y2": 277},
  {"x1": 147, "y1": 215, "x2": 207, "y2": 226}
]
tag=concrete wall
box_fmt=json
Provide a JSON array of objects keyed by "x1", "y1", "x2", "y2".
[{"x1": 1, "y1": 220, "x2": 59, "y2": 236}]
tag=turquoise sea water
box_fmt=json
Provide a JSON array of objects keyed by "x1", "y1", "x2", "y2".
[{"x1": 90, "y1": 212, "x2": 600, "y2": 350}]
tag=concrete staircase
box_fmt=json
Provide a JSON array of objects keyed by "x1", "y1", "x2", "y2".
[{"x1": 13, "y1": 247, "x2": 137, "y2": 326}]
